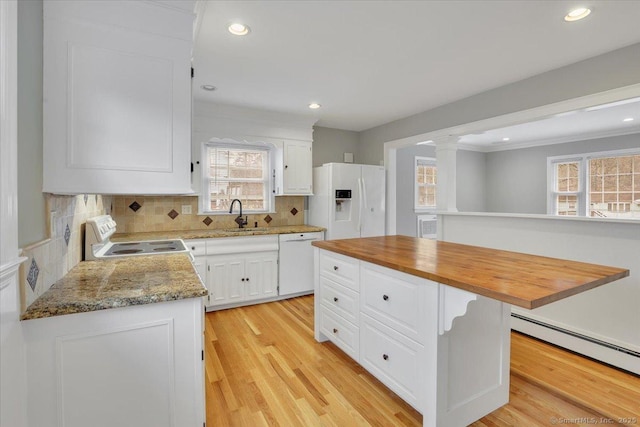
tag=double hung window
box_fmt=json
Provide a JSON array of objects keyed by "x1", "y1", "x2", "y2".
[
  {"x1": 201, "y1": 143, "x2": 273, "y2": 214},
  {"x1": 415, "y1": 157, "x2": 437, "y2": 211},
  {"x1": 548, "y1": 149, "x2": 640, "y2": 219}
]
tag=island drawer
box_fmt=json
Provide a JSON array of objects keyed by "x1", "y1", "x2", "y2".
[
  {"x1": 319, "y1": 306, "x2": 359, "y2": 361},
  {"x1": 360, "y1": 313, "x2": 423, "y2": 409},
  {"x1": 360, "y1": 262, "x2": 431, "y2": 344},
  {"x1": 319, "y1": 276, "x2": 359, "y2": 324},
  {"x1": 319, "y1": 250, "x2": 359, "y2": 291}
]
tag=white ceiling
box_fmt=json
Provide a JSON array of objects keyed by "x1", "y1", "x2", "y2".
[
  {"x1": 458, "y1": 96, "x2": 640, "y2": 151},
  {"x1": 192, "y1": 1, "x2": 640, "y2": 133}
]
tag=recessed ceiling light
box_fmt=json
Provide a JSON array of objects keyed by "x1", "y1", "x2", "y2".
[
  {"x1": 623, "y1": 117, "x2": 635, "y2": 122},
  {"x1": 564, "y1": 7, "x2": 591, "y2": 22},
  {"x1": 416, "y1": 140, "x2": 434, "y2": 145},
  {"x1": 502, "y1": 137, "x2": 510, "y2": 142},
  {"x1": 308, "y1": 103, "x2": 321, "y2": 109},
  {"x1": 200, "y1": 85, "x2": 216, "y2": 91},
  {"x1": 228, "y1": 23, "x2": 250, "y2": 36}
]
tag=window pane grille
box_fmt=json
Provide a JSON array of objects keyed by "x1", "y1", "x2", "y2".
[
  {"x1": 204, "y1": 145, "x2": 270, "y2": 213},
  {"x1": 589, "y1": 155, "x2": 640, "y2": 219},
  {"x1": 416, "y1": 159, "x2": 437, "y2": 209}
]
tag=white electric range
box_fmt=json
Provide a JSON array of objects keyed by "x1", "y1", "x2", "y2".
[{"x1": 85, "y1": 215, "x2": 189, "y2": 260}]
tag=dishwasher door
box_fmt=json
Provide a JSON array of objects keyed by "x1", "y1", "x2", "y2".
[{"x1": 278, "y1": 232, "x2": 324, "y2": 296}]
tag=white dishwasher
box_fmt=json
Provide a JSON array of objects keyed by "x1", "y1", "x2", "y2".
[{"x1": 278, "y1": 232, "x2": 324, "y2": 296}]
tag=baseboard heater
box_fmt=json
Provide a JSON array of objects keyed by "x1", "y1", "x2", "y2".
[{"x1": 511, "y1": 313, "x2": 640, "y2": 358}]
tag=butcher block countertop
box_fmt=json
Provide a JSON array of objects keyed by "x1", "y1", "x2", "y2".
[
  {"x1": 312, "y1": 236, "x2": 629, "y2": 309},
  {"x1": 21, "y1": 254, "x2": 207, "y2": 320}
]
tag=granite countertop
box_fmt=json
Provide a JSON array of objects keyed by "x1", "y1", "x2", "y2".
[
  {"x1": 22, "y1": 253, "x2": 207, "y2": 320},
  {"x1": 112, "y1": 225, "x2": 325, "y2": 241},
  {"x1": 313, "y1": 236, "x2": 629, "y2": 309}
]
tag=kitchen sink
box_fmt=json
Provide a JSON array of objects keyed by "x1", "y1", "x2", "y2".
[{"x1": 225, "y1": 227, "x2": 270, "y2": 233}]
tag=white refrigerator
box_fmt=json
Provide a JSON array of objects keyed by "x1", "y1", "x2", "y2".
[{"x1": 308, "y1": 163, "x2": 385, "y2": 239}]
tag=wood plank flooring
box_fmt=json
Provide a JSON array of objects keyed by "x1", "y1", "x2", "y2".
[{"x1": 205, "y1": 295, "x2": 640, "y2": 426}]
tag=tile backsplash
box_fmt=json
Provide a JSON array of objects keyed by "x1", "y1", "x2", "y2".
[
  {"x1": 20, "y1": 194, "x2": 112, "y2": 311},
  {"x1": 110, "y1": 196, "x2": 304, "y2": 233}
]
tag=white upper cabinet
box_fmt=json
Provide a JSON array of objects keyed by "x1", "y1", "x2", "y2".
[
  {"x1": 43, "y1": 0, "x2": 194, "y2": 194},
  {"x1": 274, "y1": 140, "x2": 313, "y2": 195}
]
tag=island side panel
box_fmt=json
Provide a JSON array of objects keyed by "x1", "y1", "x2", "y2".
[{"x1": 435, "y1": 292, "x2": 511, "y2": 427}]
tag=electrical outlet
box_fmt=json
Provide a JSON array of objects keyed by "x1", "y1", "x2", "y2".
[{"x1": 181, "y1": 205, "x2": 192, "y2": 215}]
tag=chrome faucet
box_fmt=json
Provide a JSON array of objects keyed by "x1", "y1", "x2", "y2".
[{"x1": 229, "y1": 199, "x2": 248, "y2": 228}]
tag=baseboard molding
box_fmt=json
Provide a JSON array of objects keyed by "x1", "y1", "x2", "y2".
[{"x1": 511, "y1": 314, "x2": 639, "y2": 375}]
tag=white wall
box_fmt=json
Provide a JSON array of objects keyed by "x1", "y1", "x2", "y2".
[
  {"x1": 485, "y1": 133, "x2": 640, "y2": 214},
  {"x1": 312, "y1": 126, "x2": 360, "y2": 167},
  {"x1": 357, "y1": 42, "x2": 640, "y2": 162},
  {"x1": 457, "y1": 149, "x2": 486, "y2": 213},
  {"x1": 17, "y1": 0, "x2": 45, "y2": 247},
  {"x1": 439, "y1": 212, "x2": 640, "y2": 374}
]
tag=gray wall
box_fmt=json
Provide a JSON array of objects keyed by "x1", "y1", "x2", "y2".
[
  {"x1": 396, "y1": 145, "x2": 436, "y2": 236},
  {"x1": 357, "y1": 42, "x2": 640, "y2": 163},
  {"x1": 396, "y1": 146, "x2": 487, "y2": 236},
  {"x1": 312, "y1": 126, "x2": 360, "y2": 167},
  {"x1": 485, "y1": 133, "x2": 640, "y2": 214},
  {"x1": 18, "y1": 0, "x2": 45, "y2": 247},
  {"x1": 457, "y1": 149, "x2": 486, "y2": 212}
]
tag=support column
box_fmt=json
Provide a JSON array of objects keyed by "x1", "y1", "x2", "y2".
[{"x1": 435, "y1": 136, "x2": 459, "y2": 212}]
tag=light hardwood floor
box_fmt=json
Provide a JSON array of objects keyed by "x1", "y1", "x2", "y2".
[{"x1": 205, "y1": 295, "x2": 640, "y2": 426}]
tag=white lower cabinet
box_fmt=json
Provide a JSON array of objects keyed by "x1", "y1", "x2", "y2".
[
  {"x1": 23, "y1": 298, "x2": 204, "y2": 427},
  {"x1": 207, "y1": 251, "x2": 278, "y2": 306},
  {"x1": 185, "y1": 235, "x2": 280, "y2": 309}
]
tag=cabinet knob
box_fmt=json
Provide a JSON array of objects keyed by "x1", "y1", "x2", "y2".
[
  {"x1": 383, "y1": 354, "x2": 389, "y2": 361},
  {"x1": 333, "y1": 297, "x2": 339, "y2": 302},
  {"x1": 333, "y1": 328, "x2": 338, "y2": 334},
  {"x1": 246, "y1": 277, "x2": 250, "y2": 282},
  {"x1": 241, "y1": 278, "x2": 245, "y2": 282},
  {"x1": 191, "y1": 246, "x2": 195, "y2": 250},
  {"x1": 285, "y1": 165, "x2": 288, "y2": 169},
  {"x1": 383, "y1": 294, "x2": 389, "y2": 301},
  {"x1": 333, "y1": 266, "x2": 339, "y2": 271}
]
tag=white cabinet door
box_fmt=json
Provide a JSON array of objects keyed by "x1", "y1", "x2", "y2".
[
  {"x1": 283, "y1": 140, "x2": 313, "y2": 195},
  {"x1": 257, "y1": 252, "x2": 279, "y2": 298},
  {"x1": 43, "y1": 1, "x2": 193, "y2": 195}
]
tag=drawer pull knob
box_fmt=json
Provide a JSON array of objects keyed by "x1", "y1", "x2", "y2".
[
  {"x1": 333, "y1": 297, "x2": 339, "y2": 302},
  {"x1": 191, "y1": 246, "x2": 195, "y2": 250},
  {"x1": 333, "y1": 266, "x2": 339, "y2": 271},
  {"x1": 241, "y1": 278, "x2": 245, "y2": 282},
  {"x1": 333, "y1": 328, "x2": 338, "y2": 334},
  {"x1": 246, "y1": 277, "x2": 249, "y2": 282},
  {"x1": 383, "y1": 354, "x2": 389, "y2": 361},
  {"x1": 383, "y1": 294, "x2": 389, "y2": 301}
]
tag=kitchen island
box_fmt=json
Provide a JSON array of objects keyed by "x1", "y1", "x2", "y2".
[
  {"x1": 312, "y1": 236, "x2": 628, "y2": 427},
  {"x1": 22, "y1": 254, "x2": 207, "y2": 427}
]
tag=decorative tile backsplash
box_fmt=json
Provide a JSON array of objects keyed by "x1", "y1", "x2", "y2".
[
  {"x1": 19, "y1": 194, "x2": 112, "y2": 311},
  {"x1": 110, "y1": 196, "x2": 304, "y2": 233}
]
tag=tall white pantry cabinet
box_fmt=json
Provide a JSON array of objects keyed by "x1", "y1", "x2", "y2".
[{"x1": 42, "y1": 0, "x2": 194, "y2": 195}]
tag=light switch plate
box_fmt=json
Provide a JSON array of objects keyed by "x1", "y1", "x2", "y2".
[{"x1": 181, "y1": 205, "x2": 192, "y2": 215}]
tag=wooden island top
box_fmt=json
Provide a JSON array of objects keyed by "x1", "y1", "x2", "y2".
[{"x1": 312, "y1": 235, "x2": 629, "y2": 309}]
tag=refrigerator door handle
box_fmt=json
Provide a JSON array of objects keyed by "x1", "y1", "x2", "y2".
[{"x1": 358, "y1": 177, "x2": 364, "y2": 233}]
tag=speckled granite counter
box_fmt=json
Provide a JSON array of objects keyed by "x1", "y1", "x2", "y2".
[
  {"x1": 21, "y1": 253, "x2": 207, "y2": 320},
  {"x1": 112, "y1": 225, "x2": 325, "y2": 241}
]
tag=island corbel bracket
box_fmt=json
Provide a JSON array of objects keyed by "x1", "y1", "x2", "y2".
[{"x1": 438, "y1": 284, "x2": 478, "y2": 335}]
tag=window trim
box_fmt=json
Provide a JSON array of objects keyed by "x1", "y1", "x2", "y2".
[
  {"x1": 414, "y1": 156, "x2": 437, "y2": 213},
  {"x1": 199, "y1": 140, "x2": 275, "y2": 215},
  {"x1": 547, "y1": 147, "x2": 640, "y2": 219}
]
